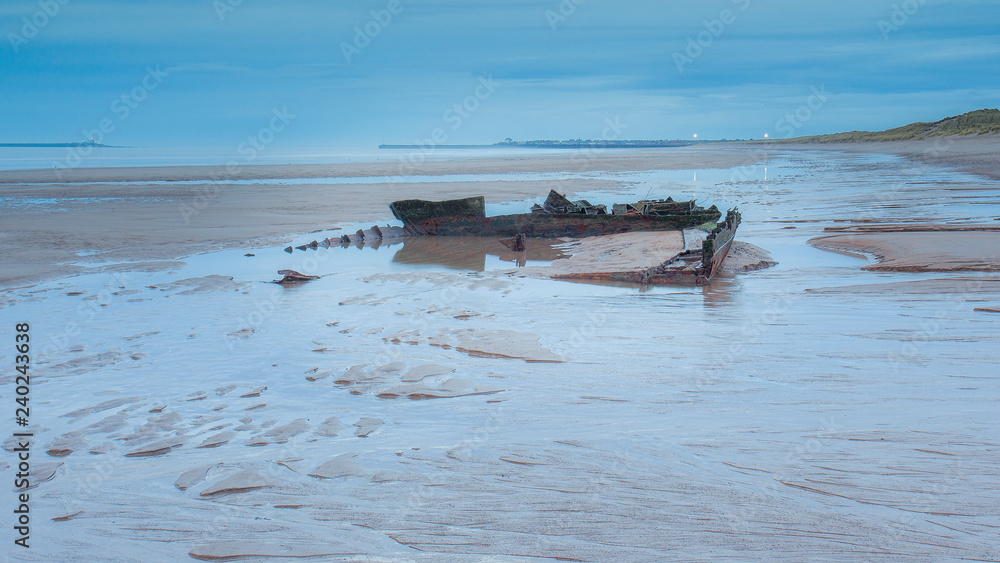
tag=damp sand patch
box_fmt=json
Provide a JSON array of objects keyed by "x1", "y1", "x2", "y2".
[
  {"x1": 383, "y1": 328, "x2": 565, "y2": 363},
  {"x1": 809, "y1": 226, "x2": 1000, "y2": 273}
]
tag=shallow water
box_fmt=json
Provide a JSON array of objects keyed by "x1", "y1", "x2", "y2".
[{"x1": 2, "y1": 149, "x2": 999, "y2": 562}]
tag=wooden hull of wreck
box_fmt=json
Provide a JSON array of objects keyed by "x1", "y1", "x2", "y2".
[
  {"x1": 389, "y1": 195, "x2": 721, "y2": 238},
  {"x1": 552, "y1": 208, "x2": 741, "y2": 286},
  {"x1": 646, "y1": 232, "x2": 736, "y2": 285},
  {"x1": 395, "y1": 211, "x2": 721, "y2": 238}
]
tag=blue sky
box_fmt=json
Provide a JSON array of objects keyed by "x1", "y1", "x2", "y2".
[{"x1": 1, "y1": 0, "x2": 998, "y2": 149}]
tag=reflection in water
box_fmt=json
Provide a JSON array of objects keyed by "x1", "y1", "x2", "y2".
[
  {"x1": 701, "y1": 274, "x2": 738, "y2": 305},
  {"x1": 325, "y1": 232, "x2": 741, "y2": 300},
  {"x1": 537, "y1": 272, "x2": 740, "y2": 301},
  {"x1": 341, "y1": 237, "x2": 399, "y2": 252},
  {"x1": 391, "y1": 236, "x2": 568, "y2": 271}
]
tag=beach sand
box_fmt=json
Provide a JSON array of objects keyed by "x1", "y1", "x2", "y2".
[
  {"x1": 0, "y1": 148, "x2": 755, "y2": 183},
  {"x1": 3, "y1": 140, "x2": 1000, "y2": 561}
]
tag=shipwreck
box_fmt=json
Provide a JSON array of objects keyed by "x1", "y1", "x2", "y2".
[
  {"x1": 285, "y1": 190, "x2": 741, "y2": 285},
  {"x1": 388, "y1": 190, "x2": 741, "y2": 285},
  {"x1": 389, "y1": 190, "x2": 722, "y2": 238}
]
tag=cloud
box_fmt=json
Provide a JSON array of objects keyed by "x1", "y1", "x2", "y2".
[{"x1": 2, "y1": 0, "x2": 998, "y2": 146}]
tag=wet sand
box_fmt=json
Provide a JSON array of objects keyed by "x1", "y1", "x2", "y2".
[
  {"x1": 1, "y1": 178, "x2": 613, "y2": 289},
  {"x1": 3, "y1": 144, "x2": 1000, "y2": 562},
  {"x1": 756, "y1": 134, "x2": 1000, "y2": 181},
  {"x1": 519, "y1": 231, "x2": 686, "y2": 279},
  {"x1": 809, "y1": 225, "x2": 1000, "y2": 272},
  {"x1": 806, "y1": 276, "x2": 1000, "y2": 295},
  {"x1": 0, "y1": 148, "x2": 755, "y2": 183}
]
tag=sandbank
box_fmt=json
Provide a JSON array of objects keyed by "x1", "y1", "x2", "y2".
[{"x1": 809, "y1": 225, "x2": 1000, "y2": 272}]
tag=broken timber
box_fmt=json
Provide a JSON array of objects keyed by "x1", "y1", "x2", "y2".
[
  {"x1": 284, "y1": 225, "x2": 410, "y2": 251},
  {"x1": 551, "y1": 208, "x2": 742, "y2": 285},
  {"x1": 272, "y1": 270, "x2": 321, "y2": 285}
]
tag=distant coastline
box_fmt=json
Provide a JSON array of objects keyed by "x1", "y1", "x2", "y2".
[
  {"x1": 382, "y1": 109, "x2": 999, "y2": 150},
  {"x1": 0, "y1": 142, "x2": 119, "y2": 148},
  {"x1": 379, "y1": 139, "x2": 743, "y2": 150}
]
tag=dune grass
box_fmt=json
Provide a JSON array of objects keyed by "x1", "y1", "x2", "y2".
[{"x1": 770, "y1": 108, "x2": 1000, "y2": 143}]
